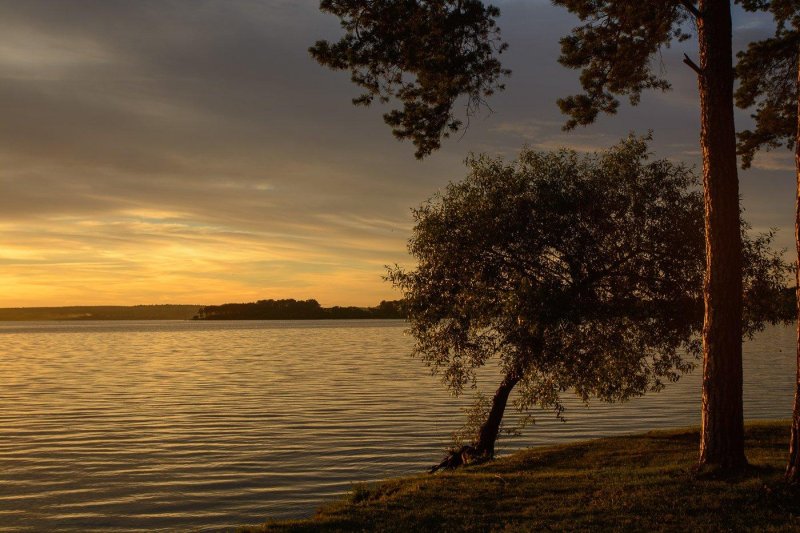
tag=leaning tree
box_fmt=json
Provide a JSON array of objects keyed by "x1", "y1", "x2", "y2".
[
  {"x1": 312, "y1": 0, "x2": 753, "y2": 471},
  {"x1": 735, "y1": 0, "x2": 800, "y2": 481},
  {"x1": 388, "y1": 136, "x2": 790, "y2": 465}
]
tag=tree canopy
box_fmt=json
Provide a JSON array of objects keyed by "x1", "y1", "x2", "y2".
[
  {"x1": 314, "y1": 0, "x2": 771, "y2": 471},
  {"x1": 553, "y1": 1, "x2": 691, "y2": 129},
  {"x1": 388, "y1": 136, "x2": 790, "y2": 457},
  {"x1": 735, "y1": 0, "x2": 799, "y2": 167},
  {"x1": 735, "y1": 0, "x2": 800, "y2": 482},
  {"x1": 310, "y1": 0, "x2": 509, "y2": 158},
  {"x1": 311, "y1": 1, "x2": 705, "y2": 151}
]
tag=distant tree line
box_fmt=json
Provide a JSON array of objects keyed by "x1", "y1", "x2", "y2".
[{"x1": 193, "y1": 299, "x2": 406, "y2": 320}]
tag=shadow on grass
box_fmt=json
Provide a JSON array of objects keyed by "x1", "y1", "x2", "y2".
[{"x1": 247, "y1": 422, "x2": 800, "y2": 533}]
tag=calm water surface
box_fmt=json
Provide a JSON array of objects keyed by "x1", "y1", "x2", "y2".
[{"x1": 0, "y1": 320, "x2": 795, "y2": 531}]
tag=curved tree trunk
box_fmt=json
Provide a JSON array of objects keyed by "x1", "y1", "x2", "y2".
[
  {"x1": 473, "y1": 337, "x2": 542, "y2": 459},
  {"x1": 786, "y1": 52, "x2": 800, "y2": 484},
  {"x1": 472, "y1": 369, "x2": 522, "y2": 458},
  {"x1": 428, "y1": 367, "x2": 524, "y2": 473},
  {"x1": 429, "y1": 337, "x2": 543, "y2": 473},
  {"x1": 696, "y1": 0, "x2": 747, "y2": 471}
]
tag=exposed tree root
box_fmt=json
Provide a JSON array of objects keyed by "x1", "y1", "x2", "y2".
[{"x1": 429, "y1": 445, "x2": 489, "y2": 473}]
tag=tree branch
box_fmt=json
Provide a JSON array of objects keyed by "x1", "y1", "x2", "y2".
[
  {"x1": 678, "y1": 0, "x2": 702, "y2": 19},
  {"x1": 683, "y1": 53, "x2": 703, "y2": 76}
]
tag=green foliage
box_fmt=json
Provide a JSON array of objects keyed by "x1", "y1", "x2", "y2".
[
  {"x1": 310, "y1": 0, "x2": 509, "y2": 158},
  {"x1": 247, "y1": 423, "x2": 800, "y2": 532},
  {"x1": 387, "y1": 136, "x2": 790, "y2": 423},
  {"x1": 735, "y1": 0, "x2": 800, "y2": 168}
]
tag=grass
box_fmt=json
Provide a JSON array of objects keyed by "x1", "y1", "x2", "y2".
[{"x1": 243, "y1": 421, "x2": 800, "y2": 532}]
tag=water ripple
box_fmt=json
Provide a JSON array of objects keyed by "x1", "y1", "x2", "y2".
[{"x1": 0, "y1": 320, "x2": 795, "y2": 531}]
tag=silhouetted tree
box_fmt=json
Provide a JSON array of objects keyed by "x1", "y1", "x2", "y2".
[
  {"x1": 195, "y1": 298, "x2": 406, "y2": 320},
  {"x1": 735, "y1": 0, "x2": 800, "y2": 482},
  {"x1": 198, "y1": 299, "x2": 325, "y2": 320},
  {"x1": 313, "y1": 0, "x2": 751, "y2": 471},
  {"x1": 388, "y1": 137, "x2": 789, "y2": 465},
  {"x1": 311, "y1": 1, "x2": 509, "y2": 159},
  {"x1": 375, "y1": 300, "x2": 408, "y2": 318}
]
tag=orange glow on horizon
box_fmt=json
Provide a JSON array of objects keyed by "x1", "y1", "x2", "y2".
[{"x1": 0, "y1": 215, "x2": 408, "y2": 308}]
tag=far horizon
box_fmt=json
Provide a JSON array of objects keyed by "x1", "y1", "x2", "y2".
[{"x1": 0, "y1": 297, "x2": 397, "y2": 309}]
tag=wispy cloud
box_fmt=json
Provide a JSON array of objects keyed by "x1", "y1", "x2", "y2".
[
  {"x1": 749, "y1": 151, "x2": 795, "y2": 172},
  {"x1": 0, "y1": 0, "x2": 784, "y2": 306}
]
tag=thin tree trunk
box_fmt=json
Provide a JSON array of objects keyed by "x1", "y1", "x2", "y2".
[
  {"x1": 696, "y1": 0, "x2": 747, "y2": 471},
  {"x1": 473, "y1": 336, "x2": 542, "y2": 458},
  {"x1": 472, "y1": 369, "x2": 522, "y2": 458},
  {"x1": 786, "y1": 51, "x2": 800, "y2": 483}
]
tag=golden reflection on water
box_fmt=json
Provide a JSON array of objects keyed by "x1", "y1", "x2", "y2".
[{"x1": 0, "y1": 320, "x2": 795, "y2": 531}]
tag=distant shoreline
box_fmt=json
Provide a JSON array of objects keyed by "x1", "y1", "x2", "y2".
[
  {"x1": 0, "y1": 305, "x2": 203, "y2": 321},
  {"x1": 0, "y1": 299, "x2": 406, "y2": 321},
  {"x1": 193, "y1": 298, "x2": 405, "y2": 320}
]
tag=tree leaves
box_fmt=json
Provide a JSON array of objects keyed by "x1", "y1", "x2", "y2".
[
  {"x1": 554, "y1": 0, "x2": 690, "y2": 130},
  {"x1": 388, "y1": 136, "x2": 790, "y2": 418},
  {"x1": 310, "y1": 0, "x2": 509, "y2": 158},
  {"x1": 735, "y1": 1, "x2": 799, "y2": 168}
]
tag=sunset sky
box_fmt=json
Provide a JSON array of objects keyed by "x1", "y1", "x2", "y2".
[{"x1": 0, "y1": 0, "x2": 793, "y2": 307}]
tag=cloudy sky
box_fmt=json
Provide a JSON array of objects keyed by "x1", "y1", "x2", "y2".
[{"x1": 0, "y1": 0, "x2": 792, "y2": 307}]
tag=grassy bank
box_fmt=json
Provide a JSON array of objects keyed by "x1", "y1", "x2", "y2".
[{"x1": 245, "y1": 422, "x2": 800, "y2": 532}]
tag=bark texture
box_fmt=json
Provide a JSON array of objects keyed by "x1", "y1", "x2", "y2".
[
  {"x1": 697, "y1": 0, "x2": 747, "y2": 470},
  {"x1": 786, "y1": 52, "x2": 800, "y2": 484},
  {"x1": 473, "y1": 337, "x2": 544, "y2": 459},
  {"x1": 428, "y1": 369, "x2": 523, "y2": 473},
  {"x1": 473, "y1": 370, "x2": 522, "y2": 458}
]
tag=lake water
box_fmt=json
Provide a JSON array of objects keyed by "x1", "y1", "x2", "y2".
[{"x1": 0, "y1": 320, "x2": 796, "y2": 531}]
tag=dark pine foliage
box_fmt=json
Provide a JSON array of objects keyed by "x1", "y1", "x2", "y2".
[
  {"x1": 553, "y1": 1, "x2": 691, "y2": 129},
  {"x1": 310, "y1": 0, "x2": 510, "y2": 158},
  {"x1": 735, "y1": 0, "x2": 799, "y2": 167},
  {"x1": 311, "y1": 1, "x2": 701, "y2": 150}
]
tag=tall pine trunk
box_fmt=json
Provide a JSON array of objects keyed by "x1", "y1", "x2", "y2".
[
  {"x1": 697, "y1": 0, "x2": 747, "y2": 470},
  {"x1": 786, "y1": 51, "x2": 800, "y2": 484}
]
